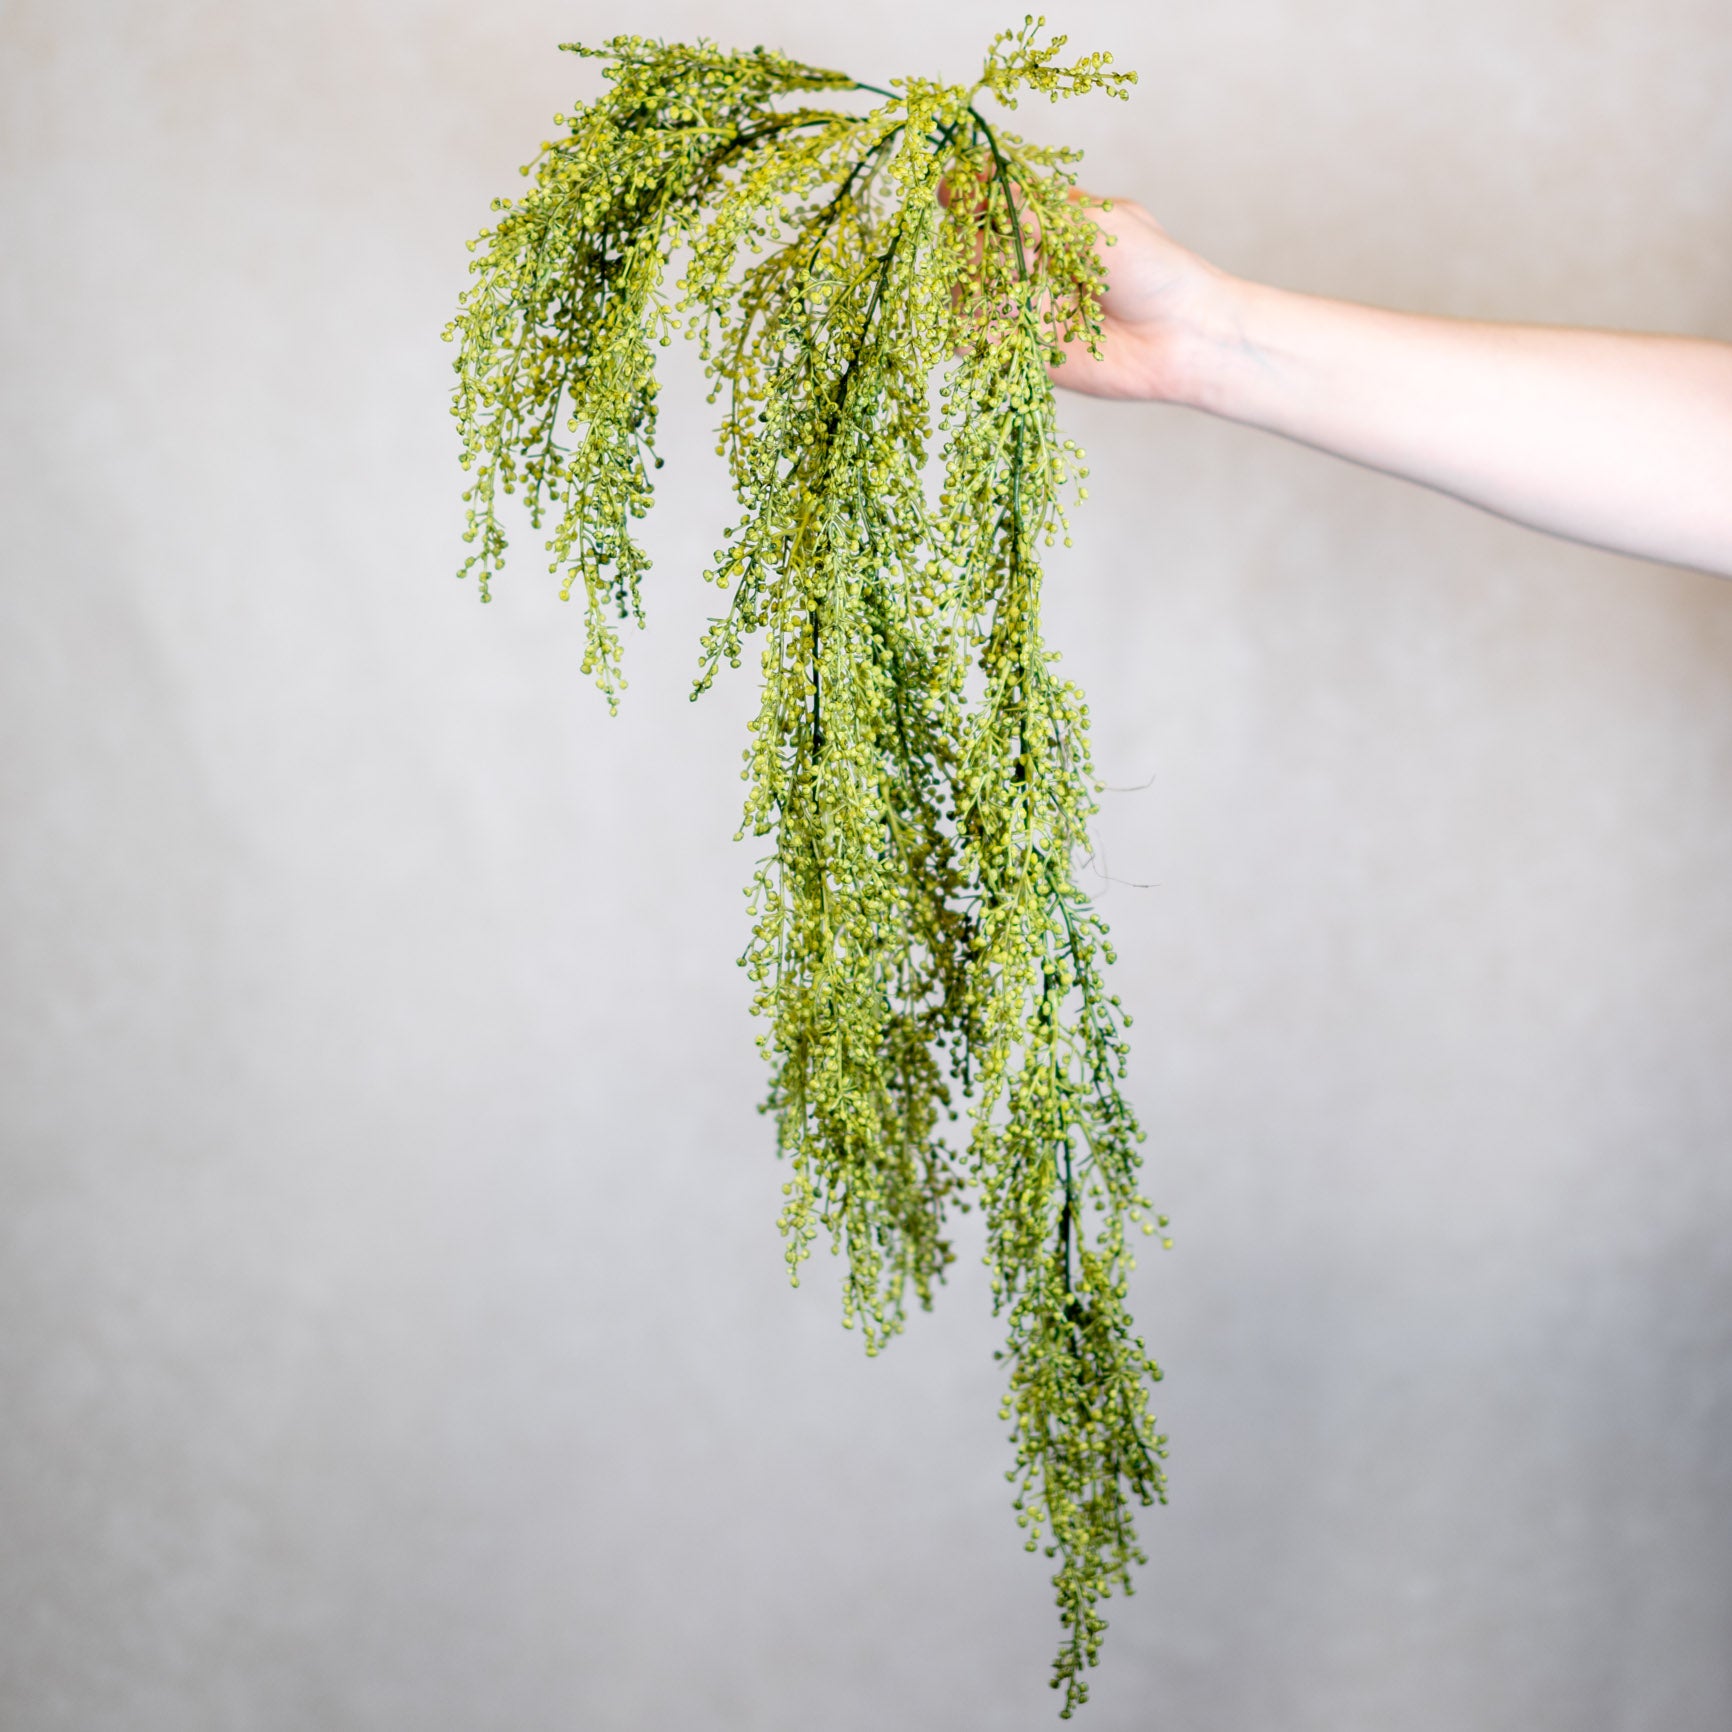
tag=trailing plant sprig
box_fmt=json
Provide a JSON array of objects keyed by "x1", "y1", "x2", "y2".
[{"x1": 444, "y1": 17, "x2": 1169, "y2": 1715}]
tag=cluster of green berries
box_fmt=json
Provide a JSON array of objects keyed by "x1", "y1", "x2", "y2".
[{"x1": 443, "y1": 19, "x2": 1167, "y2": 1715}]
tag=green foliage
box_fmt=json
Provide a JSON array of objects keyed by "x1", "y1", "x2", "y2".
[{"x1": 443, "y1": 18, "x2": 1168, "y2": 1715}]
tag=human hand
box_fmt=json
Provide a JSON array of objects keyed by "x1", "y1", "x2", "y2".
[
  {"x1": 938, "y1": 171, "x2": 1236, "y2": 405},
  {"x1": 1044, "y1": 189, "x2": 1235, "y2": 404}
]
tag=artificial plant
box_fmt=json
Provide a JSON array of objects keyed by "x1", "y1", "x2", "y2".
[{"x1": 444, "y1": 18, "x2": 1170, "y2": 1714}]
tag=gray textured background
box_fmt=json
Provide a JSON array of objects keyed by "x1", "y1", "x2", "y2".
[{"x1": 3, "y1": 2, "x2": 1730, "y2": 1728}]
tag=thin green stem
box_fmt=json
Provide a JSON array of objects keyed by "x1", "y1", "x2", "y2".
[{"x1": 970, "y1": 109, "x2": 1028, "y2": 283}]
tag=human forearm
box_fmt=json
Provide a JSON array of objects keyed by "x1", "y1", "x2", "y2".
[{"x1": 1172, "y1": 276, "x2": 1732, "y2": 578}]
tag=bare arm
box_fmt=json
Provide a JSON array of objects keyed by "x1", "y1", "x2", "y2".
[{"x1": 1054, "y1": 196, "x2": 1732, "y2": 579}]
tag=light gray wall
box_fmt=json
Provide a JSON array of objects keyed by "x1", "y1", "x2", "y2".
[{"x1": 3, "y1": 2, "x2": 1730, "y2": 1728}]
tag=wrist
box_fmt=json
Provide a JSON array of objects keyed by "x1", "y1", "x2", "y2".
[{"x1": 1161, "y1": 268, "x2": 1267, "y2": 413}]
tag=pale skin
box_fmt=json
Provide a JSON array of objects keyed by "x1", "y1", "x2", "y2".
[{"x1": 1012, "y1": 188, "x2": 1732, "y2": 580}]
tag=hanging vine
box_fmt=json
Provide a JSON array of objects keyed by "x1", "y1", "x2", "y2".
[{"x1": 444, "y1": 18, "x2": 1170, "y2": 1714}]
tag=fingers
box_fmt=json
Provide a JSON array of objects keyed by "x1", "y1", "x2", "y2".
[
  {"x1": 940, "y1": 159, "x2": 1047, "y2": 275},
  {"x1": 934, "y1": 167, "x2": 1126, "y2": 369},
  {"x1": 936, "y1": 162, "x2": 993, "y2": 220}
]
